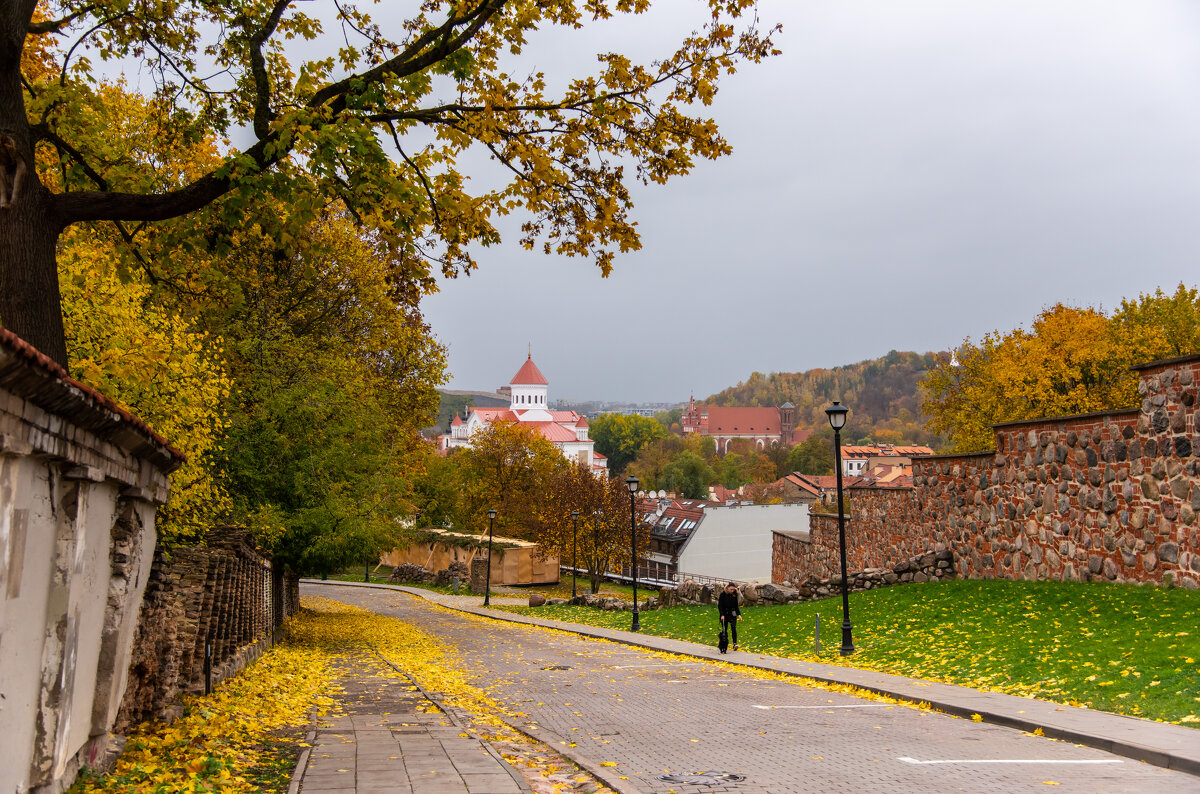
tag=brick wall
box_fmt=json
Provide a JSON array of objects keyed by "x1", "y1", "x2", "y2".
[
  {"x1": 774, "y1": 354, "x2": 1200, "y2": 589},
  {"x1": 114, "y1": 528, "x2": 299, "y2": 732}
]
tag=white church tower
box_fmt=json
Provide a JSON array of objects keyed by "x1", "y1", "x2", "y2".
[{"x1": 508, "y1": 354, "x2": 552, "y2": 421}]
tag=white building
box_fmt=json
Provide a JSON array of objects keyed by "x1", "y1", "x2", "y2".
[
  {"x1": 673, "y1": 502, "x2": 810, "y2": 583},
  {"x1": 439, "y1": 355, "x2": 607, "y2": 474}
]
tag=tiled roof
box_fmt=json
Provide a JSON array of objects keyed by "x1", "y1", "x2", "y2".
[
  {"x1": 0, "y1": 326, "x2": 185, "y2": 471},
  {"x1": 548, "y1": 410, "x2": 579, "y2": 422},
  {"x1": 698, "y1": 406, "x2": 781, "y2": 434},
  {"x1": 472, "y1": 408, "x2": 519, "y2": 422},
  {"x1": 780, "y1": 473, "x2": 838, "y2": 495},
  {"x1": 524, "y1": 421, "x2": 581, "y2": 443},
  {"x1": 574, "y1": 415, "x2": 589, "y2": 427},
  {"x1": 450, "y1": 414, "x2": 463, "y2": 426},
  {"x1": 592, "y1": 451, "x2": 607, "y2": 460},
  {"x1": 510, "y1": 355, "x2": 548, "y2": 385},
  {"x1": 841, "y1": 444, "x2": 934, "y2": 458}
]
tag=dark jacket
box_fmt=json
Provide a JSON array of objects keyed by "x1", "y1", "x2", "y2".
[{"x1": 717, "y1": 590, "x2": 740, "y2": 618}]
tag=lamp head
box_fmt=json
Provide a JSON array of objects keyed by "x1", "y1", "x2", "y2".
[
  {"x1": 571, "y1": 510, "x2": 579, "y2": 519},
  {"x1": 487, "y1": 508, "x2": 497, "y2": 520},
  {"x1": 825, "y1": 401, "x2": 848, "y2": 430},
  {"x1": 625, "y1": 475, "x2": 639, "y2": 495}
]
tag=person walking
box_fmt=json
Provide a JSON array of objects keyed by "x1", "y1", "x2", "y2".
[{"x1": 717, "y1": 582, "x2": 742, "y2": 651}]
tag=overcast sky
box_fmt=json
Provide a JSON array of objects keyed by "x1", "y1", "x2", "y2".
[{"x1": 423, "y1": 0, "x2": 1200, "y2": 404}]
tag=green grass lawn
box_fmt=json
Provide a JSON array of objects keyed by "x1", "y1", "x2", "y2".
[{"x1": 499, "y1": 578, "x2": 1200, "y2": 726}]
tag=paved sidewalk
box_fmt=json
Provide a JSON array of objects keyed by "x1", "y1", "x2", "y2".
[
  {"x1": 292, "y1": 651, "x2": 531, "y2": 794},
  {"x1": 304, "y1": 579, "x2": 1200, "y2": 778}
]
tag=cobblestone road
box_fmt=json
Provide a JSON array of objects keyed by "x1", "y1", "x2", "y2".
[{"x1": 305, "y1": 584, "x2": 1200, "y2": 794}]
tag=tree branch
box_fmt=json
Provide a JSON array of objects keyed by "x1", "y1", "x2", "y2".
[
  {"x1": 26, "y1": 4, "x2": 97, "y2": 35},
  {"x1": 249, "y1": 0, "x2": 291, "y2": 138}
]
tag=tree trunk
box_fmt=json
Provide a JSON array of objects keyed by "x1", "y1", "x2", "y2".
[
  {"x1": 0, "y1": 184, "x2": 68, "y2": 367},
  {"x1": 0, "y1": 8, "x2": 69, "y2": 368}
]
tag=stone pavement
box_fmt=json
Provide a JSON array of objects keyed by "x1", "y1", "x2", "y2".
[
  {"x1": 300, "y1": 581, "x2": 1200, "y2": 793},
  {"x1": 292, "y1": 651, "x2": 531, "y2": 794}
]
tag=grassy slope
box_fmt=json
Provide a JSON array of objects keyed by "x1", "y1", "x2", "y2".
[{"x1": 500, "y1": 579, "x2": 1200, "y2": 726}]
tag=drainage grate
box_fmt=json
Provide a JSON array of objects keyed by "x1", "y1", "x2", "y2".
[
  {"x1": 542, "y1": 664, "x2": 572, "y2": 670},
  {"x1": 658, "y1": 772, "x2": 746, "y2": 786}
]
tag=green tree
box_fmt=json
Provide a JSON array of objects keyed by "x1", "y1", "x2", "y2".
[
  {"x1": 786, "y1": 431, "x2": 834, "y2": 475},
  {"x1": 662, "y1": 450, "x2": 714, "y2": 499},
  {"x1": 654, "y1": 407, "x2": 683, "y2": 433},
  {"x1": 2, "y1": 1, "x2": 778, "y2": 367},
  {"x1": 589, "y1": 413, "x2": 668, "y2": 473}
]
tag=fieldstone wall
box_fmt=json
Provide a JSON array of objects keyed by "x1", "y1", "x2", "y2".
[
  {"x1": 113, "y1": 528, "x2": 299, "y2": 732},
  {"x1": 774, "y1": 354, "x2": 1200, "y2": 590}
]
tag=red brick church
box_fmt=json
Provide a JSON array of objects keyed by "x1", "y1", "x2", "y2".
[{"x1": 680, "y1": 396, "x2": 806, "y2": 454}]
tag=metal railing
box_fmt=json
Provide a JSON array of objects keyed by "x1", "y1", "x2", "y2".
[{"x1": 561, "y1": 564, "x2": 746, "y2": 589}]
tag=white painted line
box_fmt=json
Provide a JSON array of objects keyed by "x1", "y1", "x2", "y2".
[
  {"x1": 897, "y1": 757, "x2": 1123, "y2": 766},
  {"x1": 668, "y1": 678, "x2": 769, "y2": 684},
  {"x1": 754, "y1": 704, "x2": 894, "y2": 710}
]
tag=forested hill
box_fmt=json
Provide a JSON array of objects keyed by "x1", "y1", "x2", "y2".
[{"x1": 705, "y1": 350, "x2": 944, "y2": 447}]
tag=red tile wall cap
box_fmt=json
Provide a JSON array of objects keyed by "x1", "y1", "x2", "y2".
[
  {"x1": 0, "y1": 326, "x2": 186, "y2": 472},
  {"x1": 1129, "y1": 352, "x2": 1200, "y2": 372}
]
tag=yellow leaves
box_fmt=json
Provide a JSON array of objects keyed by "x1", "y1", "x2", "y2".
[
  {"x1": 78, "y1": 633, "x2": 333, "y2": 792},
  {"x1": 600, "y1": 761, "x2": 618, "y2": 767},
  {"x1": 1043, "y1": 782, "x2": 1061, "y2": 786},
  {"x1": 970, "y1": 713, "x2": 983, "y2": 722},
  {"x1": 1032, "y1": 727, "x2": 1045, "y2": 737}
]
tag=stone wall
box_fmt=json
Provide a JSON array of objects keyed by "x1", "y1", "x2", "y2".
[
  {"x1": 114, "y1": 528, "x2": 299, "y2": 733},
  {"x1": 0, "y1": 328, "x2": 182, "y2": 794},
  {"x1": 774, "y1": 354, "x2": 1200, "y2": 590}
]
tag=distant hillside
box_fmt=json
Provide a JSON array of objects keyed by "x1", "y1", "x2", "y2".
[
  {"x1": 705, "y1": 350, "x2": 944, "y2": 448},
  {"x1": 435, "y1": 389, "x2": 509, "y2": 431}
]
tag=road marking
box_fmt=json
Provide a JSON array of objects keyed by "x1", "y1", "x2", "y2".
[
  {"x1": 753, "y1": 704, "x2": 894, "y2": 710},
  {"x1": 897, "y1": 757, "x2": 1123, "y2": 766},
  {"x1": 668, "y1": 678, "x2": 769, "y2": 683}
]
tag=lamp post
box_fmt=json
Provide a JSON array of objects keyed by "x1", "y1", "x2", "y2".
[
  {"x1": 571, "y1": 509, "x2": 580, "y2": 598},
  {"x1": 625, "y1": 475, "x2": 640, "y2": 631},
  {"x1": 825, "y1": 401, "x2": 854, "y2": 655},
  {"x1": 483, "y1": 508, "x2": 497, "y2": 607}
]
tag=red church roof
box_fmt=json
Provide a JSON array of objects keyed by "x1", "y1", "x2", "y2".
[
  {"x1": 701, "y1": 406, "x2": 781, "y2": 434},
  {"x1": 510, "y1": 355, "x2": 548, "y2": 385}
]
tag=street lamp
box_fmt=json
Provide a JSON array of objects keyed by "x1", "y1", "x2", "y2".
[
  {"x1": 825, "y1": 401, "x2": 854, "y2": 655},
  {"x1": 483, "y1": 508, "x2": 497, "y2": 607},
  {"x1": 570, "y1": 510, "x2": 580, "y2": 598},
  {"x1": 625, "y1": 475, "x2": 640, "y2": 631}
]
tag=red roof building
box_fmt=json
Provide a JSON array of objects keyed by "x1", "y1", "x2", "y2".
[
  {"x1": 438, "y1": 354, "x2": 605, "y2": 474},
  {"x1": 680, "y1": 395, "x2": 802, "y2": 454}
]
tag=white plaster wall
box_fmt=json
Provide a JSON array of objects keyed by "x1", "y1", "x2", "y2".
[
  {"x1": 677, "y1": 503, "x2": 810, "y2": 583},
  {"x1": 57, "y1": 481, "x2": 119, "y2": 778},
  {"x1": 0, "y1": 456, "x2": 53, "y2": 794}
]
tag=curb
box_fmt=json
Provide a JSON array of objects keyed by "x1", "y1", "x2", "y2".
[{"x1": 301, "y1": 579, "x2": 1200, "y2": 778}]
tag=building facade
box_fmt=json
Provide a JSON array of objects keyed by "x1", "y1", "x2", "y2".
[
  {"x1": 680, "y1": 396, "x2": 804, "y2": 453},
  {"x1": 439, "y1": 355, "x2": 606, "y2": 474}
]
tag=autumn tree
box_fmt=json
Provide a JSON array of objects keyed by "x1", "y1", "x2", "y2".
[
  {"x1": 455, "y1": 419, "x2": 568, "y2": 540},
  {"x1": 2, "y1": 1, "x2": 778, "y2": 367},
  {"x1": 589, "y1": 412, "x2": 668, "y2": 473},
  {"x1": 922, "y1": 288, "x2": 1200, "y2": 452},
  {"x1": 527, "y1": 462, "x2": 640, "y2": 593},
  {"x1": 59, "y1": 224, "x2": 232, "y2": 544}
]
